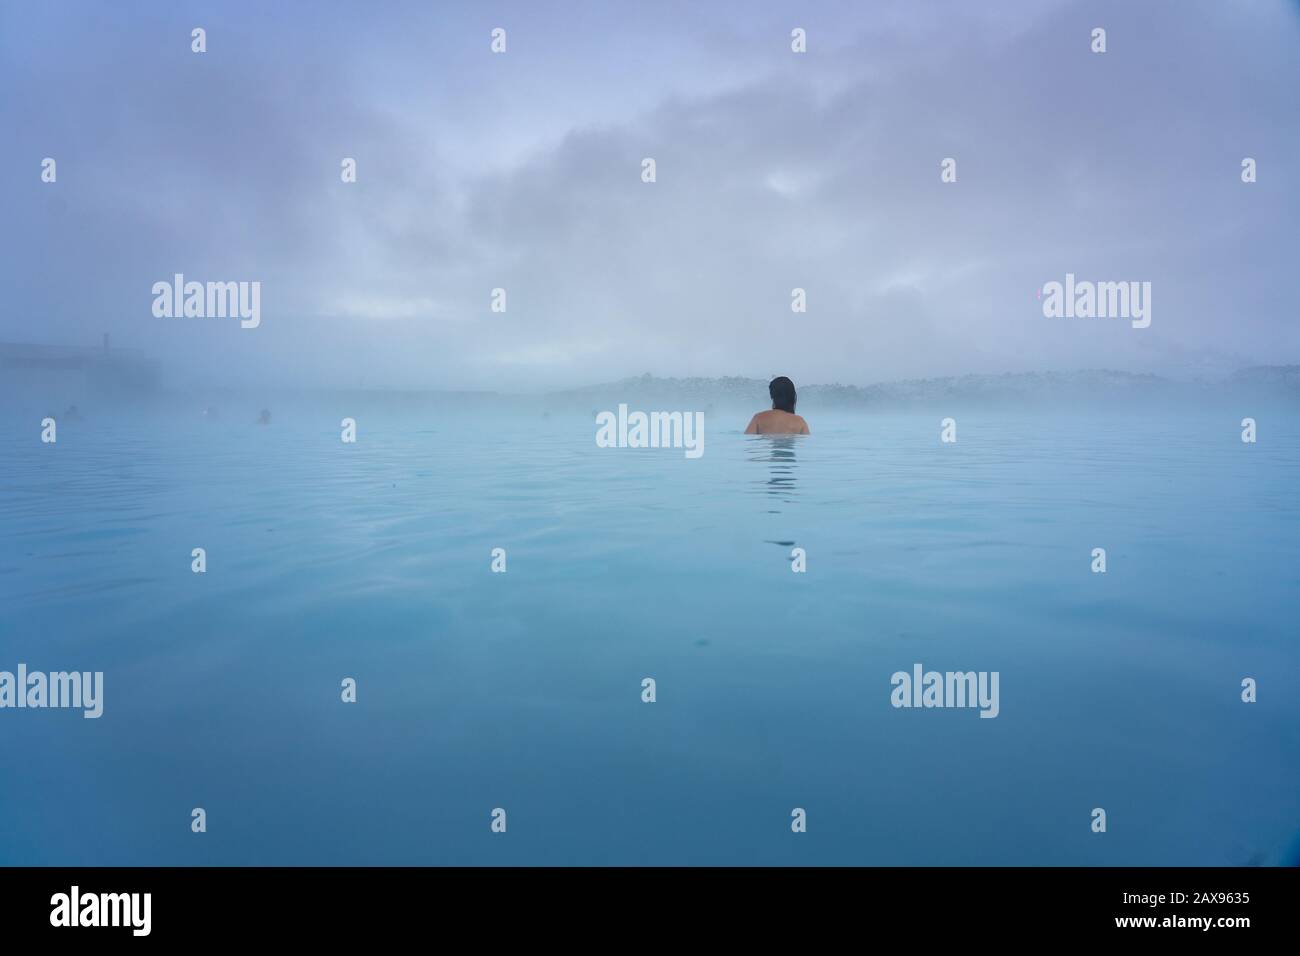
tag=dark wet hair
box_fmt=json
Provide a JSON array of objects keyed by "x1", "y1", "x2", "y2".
[{"x1": 769, "y1": 376, "x2": 797, "y2": 413}]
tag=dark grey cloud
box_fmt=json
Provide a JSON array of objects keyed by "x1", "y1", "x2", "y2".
[{"x1": 1, "y1": 0, "x2": 1296, "y2": 390}]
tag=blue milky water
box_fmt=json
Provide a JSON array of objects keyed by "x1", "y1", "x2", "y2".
[{"x1": 1, "y1": 404, "x2": 1297, "y2": 865}]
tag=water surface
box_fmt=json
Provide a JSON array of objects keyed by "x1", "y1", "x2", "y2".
[{"x1": 1, "y1": 405, "x2": 1296, "y2": 864}]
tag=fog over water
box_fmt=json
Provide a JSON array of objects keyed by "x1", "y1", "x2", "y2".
[{"x1": 2, "y1": 0, "x2": 1299, "y2": 395}]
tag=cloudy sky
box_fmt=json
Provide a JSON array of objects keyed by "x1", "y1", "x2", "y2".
[{"x1": 2, "y1": 0, "x2": 1298, "y2": 390}]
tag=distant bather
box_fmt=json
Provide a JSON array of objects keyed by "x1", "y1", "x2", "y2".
[{"x1": 745, "y1": 377, "x2": 809, "y2": 435}]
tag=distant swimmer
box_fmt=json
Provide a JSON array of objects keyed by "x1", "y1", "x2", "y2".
[
  {"x1": 257, "y1": 408, "x2": 272, "y2": 425},
  {"x1": 63, "y1": 404, "x2": 83, "y2": 422},
  {"x1": 745, "y1": 376, "x2": 809, "y2": 435}
]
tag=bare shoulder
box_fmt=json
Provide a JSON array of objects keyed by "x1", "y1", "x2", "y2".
[{"x1": 746, "y1": 409, "x2": 809, "y2": 435}]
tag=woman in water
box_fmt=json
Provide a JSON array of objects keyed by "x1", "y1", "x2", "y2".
[{"x1": 745, "y1": 376, "x2": 810, "y2": 435}]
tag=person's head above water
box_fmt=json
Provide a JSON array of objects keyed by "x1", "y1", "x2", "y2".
[
  {"x1": 769, "y1": 376, "x2": 797, "y2": 413},
  {"x1": 745, "y1": 377, "x2": 809, "y2": 435}
]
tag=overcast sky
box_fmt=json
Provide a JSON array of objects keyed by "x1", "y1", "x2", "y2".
[{"x1": 2, "y1": 0, "x2": 1298, "y2": 390}]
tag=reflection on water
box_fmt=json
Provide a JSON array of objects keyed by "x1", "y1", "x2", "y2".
[{"x1": 747, "y1": 434, "x2": 800, "y2": 510}]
